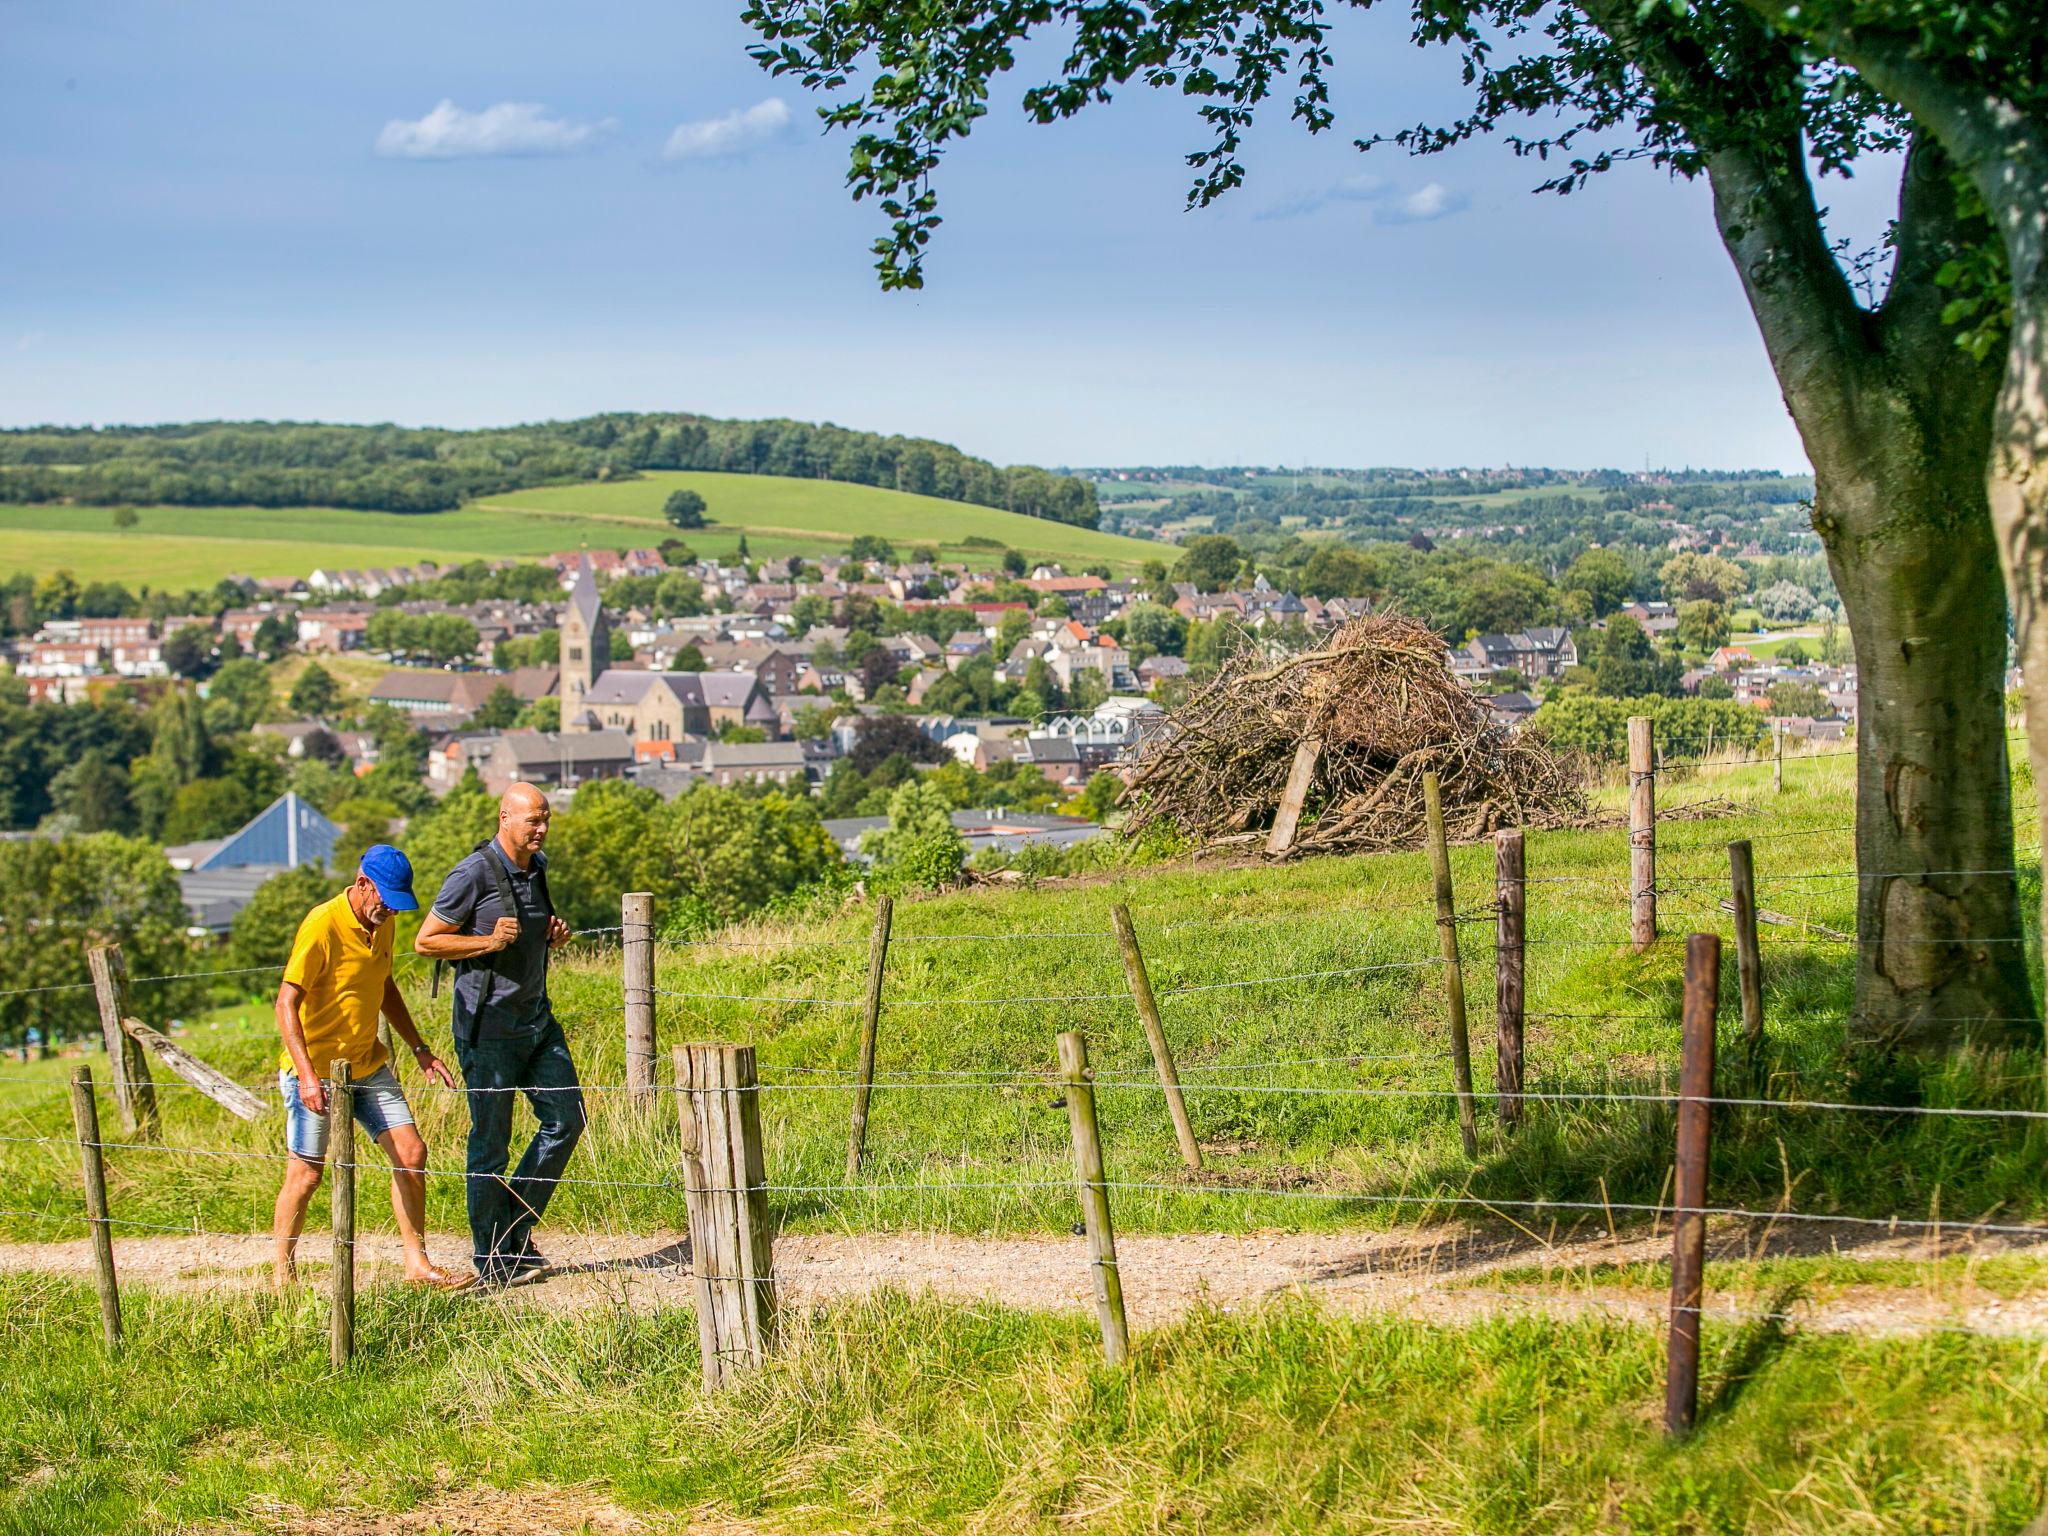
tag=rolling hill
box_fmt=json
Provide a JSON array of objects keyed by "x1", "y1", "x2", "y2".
[{"x1": 0, "y1": 471, "x2": 1166, "y2": 589}]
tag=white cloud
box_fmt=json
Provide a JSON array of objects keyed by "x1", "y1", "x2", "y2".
[
  {"x1": 375, "y1": 100, "x2": 617, "y2": 160},
  {"x1": 661, "y1": 98, "x2": 795, "y2": 161},
  {"x1": 1374, "y1": 182, "x2": 1469, "y2": 225},
  {"x1": 1255, "y1": 173, "x2": 1389, "y2": 222}
]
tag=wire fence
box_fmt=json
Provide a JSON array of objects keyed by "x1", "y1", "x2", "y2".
[{"x1": 6, "y1": 733, "x2": 2048, "y2": 1395}]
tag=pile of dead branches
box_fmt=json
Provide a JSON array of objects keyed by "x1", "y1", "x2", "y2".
[{"x1": 1120, "y1": 612, "x2": 1589, "y2": 857}]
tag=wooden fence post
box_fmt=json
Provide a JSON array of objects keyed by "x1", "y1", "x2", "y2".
[
  {"x1": 622, "y1": 891, "x2": 656, "y2": 1107},
  {"x1": 1058, "y1": 1030, "x2": 1130, "y2": 1365},
  {"x1": 1110, "y1": 903, "x2": 1201, "y2": 1170},
  {"x1": 69, "y1": 1066, "x2": 121, "y2": 1352},
  {"x1": 675, "y1": 1043, "x2": 776, "y2": 1390},
  {"x1": 844, "y1": 896, "x2": 893, "y2": 1180},
  {"x1": 1665, "y1": 933, "x2": 1720, "y2": 1437},
  {"x1": 1423, "y1": 772, "x2": 1480, "y2": 1159},
  {"x1": 1727, "y1": 840, "x2": 1765, "y2": 1086},
  {"x1": 1629, "y1": 716, "x2": 1657, "y2": 952},
  {"x1": 1772, "y1": 721, "x2": 1784, "y2": 794},
  {"x1": 1494, "y1": 829, "x2": 1526, "y2": 1133},
  {"x1": 87, "y1": 945, "x2": 156, "y2": 1138},
  {"x1": 329, "y1": 1062, "x2": 355, "y2": 1369}
]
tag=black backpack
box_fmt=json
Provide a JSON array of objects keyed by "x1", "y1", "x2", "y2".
[{"x1": 431, "y1": 838, "x2": 554, "y2": 1002}]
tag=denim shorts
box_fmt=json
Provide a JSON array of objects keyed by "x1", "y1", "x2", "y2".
[{"x1": 280, "y1": 1063, "x2": 415, "y2": 1161}]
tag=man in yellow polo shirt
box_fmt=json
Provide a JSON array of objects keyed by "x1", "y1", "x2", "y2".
[{"x1": 271, "y1": 844, "x2": 469, "y2": 1291}]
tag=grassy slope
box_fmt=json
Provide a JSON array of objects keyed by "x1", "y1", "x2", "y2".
[
  {"x1": 5, "y1": 1276, "x2": 2045, "y2": 1535},
  {"x1": 2, "y1": 748, "x2": 2041, "y2": 1245},
  {"x1": 474, "y1": 471, "x2": 1165, "y2": 568},
  {"x1": 4, "y1": 751, "x2": 2047, "y2": 1531},
  {"x1": 0, "y1": 471, "x2": 1162, "y2": 586}
]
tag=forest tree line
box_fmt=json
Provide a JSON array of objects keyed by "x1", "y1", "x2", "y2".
[{"x1": 0, "y1": 413, "x2": 1101, "y2": 526}]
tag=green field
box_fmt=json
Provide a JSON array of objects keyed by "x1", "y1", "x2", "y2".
[
  {"x1": 0, "y1": 473, "x2": 1163, "y2": 589},
  {"x1": 4, "y1": 751, "x2": 2048, "y2": 1531}
]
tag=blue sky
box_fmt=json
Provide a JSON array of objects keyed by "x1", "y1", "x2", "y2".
[{"x1": 0, "y1": 0, "x2": 1901, "y2": 471}]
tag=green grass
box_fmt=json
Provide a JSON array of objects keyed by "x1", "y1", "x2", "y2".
[
  {"x1": 2, "y1": 748, "x2": 2040, "y2": 1257},
  {"x1": 0, "y1": 472, "x2": 1163, "y2": 587},
  {"x1": 474, "y1": 471, "x2": 1165, "y2": 568},
  {"x1": 4, "y1": 1276, "x2": 2046, "y2": 1534}
]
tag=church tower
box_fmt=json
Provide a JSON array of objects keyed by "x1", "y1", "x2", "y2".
[{"x1": 559, "y1": 554, "x2": 609, "y2": 733}]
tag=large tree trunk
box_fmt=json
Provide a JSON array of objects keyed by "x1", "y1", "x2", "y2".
[
  {"x1": 1985, "y1": 225, "x2": 2048, "y2": 990},
  {"x1": 1822, "y1": 452, "x2": 2033, "y2": 1049},
  {"x1": 1703, "y1": 131, "x2": 2035, "y2": 1049}
]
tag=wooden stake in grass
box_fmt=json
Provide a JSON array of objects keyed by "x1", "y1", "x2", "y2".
[
  {"x1": 1628, "y1": 716, "x2": 1656, "y2": 952},
  {"x1": 69, "y1": 1065, "x2": 121, "y2": 1352},
  {"x1": 1264, "y1": 735, "x2": 1322, "y2": 856},
  {"x1": 1058, "y1": 1030, "x2": 1129, "y2": 1365},
  {"x1": 1423, "y1": 771, "x2": 1480, "y2": 1160},
  {"x1": 329, "y1": 1061, "x2": 355, "y2": 1369},
  {"x1": 1110, "y1": 903, "x2": 1201, "y2": 1170},
  {"x1": 1494, "y1": 829, "x2": 1526, "y2": 1133},
  {"x1": 844, "y1": 895, "x2": 893, "y2": 1181},
  {"x1": 1665, "y1": 933, "x2": 1720, "y2": 1438},
  {"x1": 675, "y1": 1043, "x2": 778, "y2": 1390},
  {"x1": 87, "y1": 944, "x2": 156, "y2": 1138},
  {"x1": 1772, "y1": 720, "x2": 1784, "y2": 794},
  {"x1": 1727, "y1": 840, "x2": 1766, "y2": 1087},
  {"x1": 622, "y1": 891, "x2": 657, "y2": 1107}
]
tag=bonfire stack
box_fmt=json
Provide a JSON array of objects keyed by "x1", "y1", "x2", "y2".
[{"x1": 1120, "y1": 612, "x2": 1587, "y2": 857}]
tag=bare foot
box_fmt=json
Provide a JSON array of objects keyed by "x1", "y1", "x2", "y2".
[
  {"x1": 272, "y1": 1258, "x2": 298, "y2": 1293},
  {"x1": 405, "y1": 1265, "x2": 476, "y2": 1292}
]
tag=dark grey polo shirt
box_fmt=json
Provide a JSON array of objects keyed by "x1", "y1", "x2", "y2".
[{"x1": 429, "y1": 843, "x2": 552, "y2": 1015}]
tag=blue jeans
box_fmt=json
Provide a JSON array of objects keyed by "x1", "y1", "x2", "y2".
[{"x1": 454, "y1": 1003, "x2": 585, "y2": 1275}]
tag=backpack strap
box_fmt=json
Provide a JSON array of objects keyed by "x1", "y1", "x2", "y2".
[{"x1": 436, "y1": 839, "x2": 527, "y2": 1007}]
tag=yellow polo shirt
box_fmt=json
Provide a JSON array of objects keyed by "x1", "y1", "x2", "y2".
[{"x1": 278, "y1": 891, "x2": 394, "y2": 1079}]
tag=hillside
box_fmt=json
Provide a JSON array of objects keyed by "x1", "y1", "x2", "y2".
[
  {"x1": 2, "y1": 752, "x2": 2044, "y2": 1531},
  {"x1": 0, "y1": 471, "x2": 1164, "y2": 587}
]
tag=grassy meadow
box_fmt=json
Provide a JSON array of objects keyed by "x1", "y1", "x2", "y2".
[
  {"x1": 5, "y1": 1275, "x2": 2046, "y2": 1534},
  {"x1": 0, "y1": 471, "x2": 1163, "y2": 588},
  {"x1": 1, "y1": 746, "x2": 2041, "y2": 1245},
  {"x1": 4, "y1": 746, "x2": 2047, "y2": 1531}
]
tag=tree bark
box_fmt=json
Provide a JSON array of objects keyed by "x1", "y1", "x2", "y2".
[
  {"x1": 1731, "y1": 0, "x2": 2048, "y2": 1041},
  {"x1": 1702, "y1": 129, "x2": 2034, "y2": 1048}
]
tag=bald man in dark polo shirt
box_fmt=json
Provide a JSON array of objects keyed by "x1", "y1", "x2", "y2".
[{"x1": 416, "y1": 782, "x2": 584, "y2": 1286}]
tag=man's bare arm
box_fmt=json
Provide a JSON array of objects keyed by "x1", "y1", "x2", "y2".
[
  {"x1": 415, "y1": 911, "x2": 521, "y2": 959},
  {"x1": 382, "y1": 976, "x2": 456, "y2": 1089},
  {"x1": 276, "y1": 981, "x2": 324, "y2": 1114}
]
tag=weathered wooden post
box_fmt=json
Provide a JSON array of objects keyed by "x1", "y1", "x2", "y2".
[
  {"x1": 121, "y1": 1017, "x2": 266, "y2": 1120},
  {"x1": 1494, "y1": 829, "x2": 1526, "y2": 1132},
  {"x1": 1665, "y1": 933, "x2": 1720, "y2": 1437},
  {"x1": 674, "y1": 1043, "x2": 776, "y2": 1390},
  {"x1": 69, "y1": 1066, "x2": 121, "y2": 1351},
  {"x1": 622, "y1": 891, "x2": 656, "y2": 1106},
  {"x1": 1110, "y1": 903, "x2": 1201, "y2": 1170},
  {"x1": 87, "y1": 944, "x2": 156, "y2": 1137},
  {"x1": 1423, "y1": 771, "x2": 1480, "y2": 1159},
  {"x1": 844, "y1": 896, "x2": 893, "y2": 1180},
  {"x1": 1058, "y1": 1030, "x2": 1130, "y2": 1365},
  {"x1": 1727, "y1": 840, "x2": 1765, "y2": 1085},
  {"x1": 1629, "y1": 716, "x2": 1657, "y2": 952},
  {"x1": 1772, "y1": 720, "x2": 1784, "y2": 794},
  {"x1": 329, "y1": 1061, "x2": 355, "y2": 1369}
]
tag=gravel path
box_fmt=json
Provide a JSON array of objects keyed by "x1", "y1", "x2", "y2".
[{"x1": 5, "y1": 1220, "x2": 2046, "y2": 1337}]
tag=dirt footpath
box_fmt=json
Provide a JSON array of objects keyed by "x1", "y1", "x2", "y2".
[{"x1": 5, "y1": 1220, "x2": 2046, "y2": 1337}]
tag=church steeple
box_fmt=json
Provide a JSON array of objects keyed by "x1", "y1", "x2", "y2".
[{"x1": 559, "y1": 554, "x2": 609, "y2": 733}]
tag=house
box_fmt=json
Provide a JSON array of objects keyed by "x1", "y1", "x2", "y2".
[
  {"x1": 479, "y1": 730, "x2": 635, "y2": 792},
  {"x1": 297, "y1": 607, "x2": 374, "y2": 653},
  {"x1": 698, "y1": 740, "x2": 810, "y2": 788},
  {"x1": 167, "y1": 790, "x2": 341, "y2": 873},
  {"x1": 577, "y1": 670, "x2": 779, "y2": 743},
  {"x1": 1466, "y1": 628, "x2": 1579, "y2": 680},
  {"x1": 367, "y1": 668, "x2": 556, "y2": 720},
  {"x1": 1136, "y1": 655, "x2": 1190, "y2": 688}
]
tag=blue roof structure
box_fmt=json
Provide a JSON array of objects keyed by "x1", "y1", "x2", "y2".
[{"x1": 196, "y1": 791, "x2": 341, "y2": 872}]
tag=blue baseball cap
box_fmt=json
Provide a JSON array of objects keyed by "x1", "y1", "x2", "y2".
[{"x1": 359, "y1": 844, "x2": 419, "y2": 912}]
